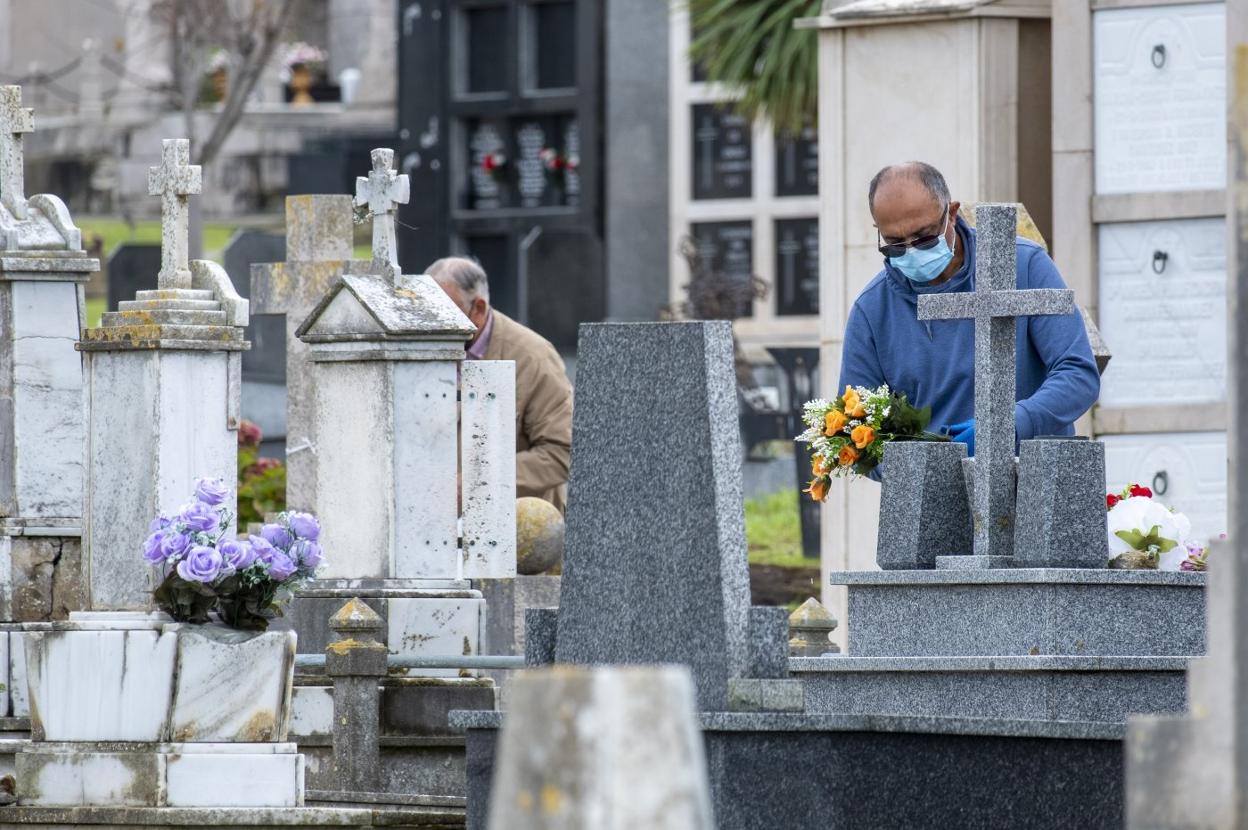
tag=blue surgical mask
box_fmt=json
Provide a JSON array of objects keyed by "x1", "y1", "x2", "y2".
[{"x1": 888, "y1": 217, "x2": 954, "y2": 283}]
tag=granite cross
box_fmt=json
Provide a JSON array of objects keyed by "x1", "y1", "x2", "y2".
[
  {"x1": 917, "y1": 203, "x2": 1074, "y2": 563},
  {"x1": 147, "y1": 138, "x2": 203, "y2": 290},
  {"x1": 354, "y1": 147, "x2": 409, "y2": 280},
  {"x1": 0, "y1": 86, "x2": 33, "y2": 220},
  {"x1": 250, "y1": 194, "x2": 354, "y2": 512}
]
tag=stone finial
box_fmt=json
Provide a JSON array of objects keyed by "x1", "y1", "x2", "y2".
[
  {"x1": 147, "y1": 138, "x2": 203, "y2": 290},
  {"x1": 353, "y1": 147, "x2": 410, "y2": 280},
  {"x1": 329, "y1": 597, "x2": 384, "y2": 638},
  {"x1": 0, "y1": 86, "x2": 33, "y2": 220},
  {"x1": 788, "y1": 598, "x2": 840, "y2": 657},
  {"x1": 917, "y1": 204, "x2": 1075, "y2": 565}
]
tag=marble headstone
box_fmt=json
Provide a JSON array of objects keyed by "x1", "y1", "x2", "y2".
[{"x1": 553, "y1": 321, "x2": 752, "y2": 711}]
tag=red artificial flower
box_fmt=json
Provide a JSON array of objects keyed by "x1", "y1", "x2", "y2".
[
  {"x1": 1106, "y1": 493, "x2": 1120, "y2": 509},
  {"x1": 1129, "y1": 485, "x2": 1153, "y2": 499},
  {"x1": 482, "y1": 155, "x2": 497, "y2": 173}
]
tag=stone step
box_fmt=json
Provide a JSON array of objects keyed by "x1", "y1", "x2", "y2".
[
  {"x1": 102, "y1": 309, "x2": 228, "y2": 328},
  {"x1": 791, "y1": 655, "x2": 1189, "y2": 724},
  {"x1": 81, "y1": 324, "x2": 246, "y2": 345},
  {"x1": 831, "y1": 568, "x2": 1205, "y2": 657},
  {"x1": 134, "y1": 289, "x2": 216, "y2": 302},
  {"x1": 118, "y1": 298, "x2": 223, "y2": 312}
]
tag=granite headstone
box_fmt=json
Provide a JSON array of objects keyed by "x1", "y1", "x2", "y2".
[
  {"x1": 876, "y1": 441, "x2": 972, "y2": 569},
  {"x1": 223, "y1": 229, "x2": 286, "y2": 382},
  {"x1": 105, "y1": 243, "x2": 160, "y2": 313},
  {"x1": 553, "y1": 321, "x2": 752, "y2": 711}
]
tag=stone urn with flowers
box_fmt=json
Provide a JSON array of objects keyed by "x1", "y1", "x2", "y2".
[
  {"x1": 19, "y1": 478, "x2": 324, "y2": 808},
  {"x1": 281, "y1": 41, "x2": 328, "y2": 106}
]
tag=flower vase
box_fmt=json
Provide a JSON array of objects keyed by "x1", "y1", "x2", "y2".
[
  {"x1": 210, "y1": 67, "x2": 228, "y2": 101},
  {"x1": 289, "y1": 64, "x2": 315, "y2": 105}
]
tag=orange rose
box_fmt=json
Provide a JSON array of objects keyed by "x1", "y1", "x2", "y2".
[
  {"x1": 851, "y1": 425, "x2": 875, "y2": 449},
  {"x1": 838, "y1": 445, "x2": 859, "y2": 467},
  {"x1": 824, "y1": 410, "x2": 849, "y2": 435},
  {"x1": 842, "y1": 386, "x2": 866, "y2": 418},
  {"x1": 812, "y1": 455, "x2": 831, "y2": 476},
  {"x1": 804, "y1": 477, "x2": 829, "y2": 502}
]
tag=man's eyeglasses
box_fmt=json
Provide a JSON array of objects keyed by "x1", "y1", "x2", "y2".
[{"x1": 876, "y1": 211, "x2": 950, "y2": 258}]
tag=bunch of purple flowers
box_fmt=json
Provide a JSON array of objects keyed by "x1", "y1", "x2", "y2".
[{"x1": 145, "y1": 478, "x2": 324, "y2": 630}]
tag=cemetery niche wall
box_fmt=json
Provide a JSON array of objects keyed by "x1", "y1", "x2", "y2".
[{"x1": 397, "y1": 0, "x2": 604, "y2": 350}]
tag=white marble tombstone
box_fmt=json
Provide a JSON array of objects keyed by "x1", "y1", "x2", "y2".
[
  {"x1": 79, "y1": 138, "x2": 248, "y2": 612},
  {"x1": 295, "y1": 148, "x2": 516, "y2": 673},
  {"x1": 0, "y1": 85, "x2": 98, "y2": 632}
]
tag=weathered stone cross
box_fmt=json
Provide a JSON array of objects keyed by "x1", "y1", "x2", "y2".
[
  {"x1": 147, "y1": 138, "x2": 203, "y2": 290},
  {"x1": 251, "y1": 194, "x2": 354, "y2": 513},
  {"x1": 354, "y1": 147, "x2": 409, "y2": 280},
  {"x1": 0, "y1": 86, "x2": 33, "y2": 220},
  {"x1": 917, "y1": 203, "x2": 1074, "y2": 563}
]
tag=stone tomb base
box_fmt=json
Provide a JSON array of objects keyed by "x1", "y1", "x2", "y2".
[
  {"x1": 16, "y1": 743, "x2": 303, "y2": 808},
  {"x1": 451, "y1": 711, "x2": 1125, "y2": 829}
]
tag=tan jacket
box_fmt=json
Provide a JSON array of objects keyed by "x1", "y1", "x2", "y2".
[{"x1": 483, "y1": 311, "x2": 573, "y2": 512}]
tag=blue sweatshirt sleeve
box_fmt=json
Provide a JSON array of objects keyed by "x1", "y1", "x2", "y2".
[
  {"x1": 1014, "y1": 249, "x2": 1101, "y2": 439},
  {"x1": 837, "y1": 302, "x2": 887, "y2": 394}
]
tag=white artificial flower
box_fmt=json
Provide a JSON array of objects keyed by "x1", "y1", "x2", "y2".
[{"x1": 1107, "y1": 496, "x2": 1193, "y2": 570}]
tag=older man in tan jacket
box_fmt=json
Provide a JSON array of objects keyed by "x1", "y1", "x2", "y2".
[{"x1": 428, "y1": 257, "x2": 573, "y2": 512}]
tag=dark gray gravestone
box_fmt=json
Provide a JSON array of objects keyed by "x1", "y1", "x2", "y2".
[
  {"x1": 224, "y1": 230, "x2": 286, "y2": 382},
  {"x1": 554, "y1": 321, "x2": 752, "y2": 711},
  {"x1": 775, "y1": 122, "x2": 819, "y2": 197},
  {"x1": 106, "y1": 244, "x2": 160, "y2": 311},
  {"x1": 774, "y1": 217, "x2": 819, "y2": 316}
]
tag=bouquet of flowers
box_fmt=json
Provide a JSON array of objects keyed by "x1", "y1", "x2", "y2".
[
  {"x1": 144, "y1": 478, "x2": 324, "y2": 630},
  {"x1": 797, "y1": 384, "x2": 945, "y2": 500},
  {"x1": 1106, "y1": 483, "x2": 1206, "y2": 571},
  {"x1": 279, "y1": 41, "x2": 327, "y2": 78}
]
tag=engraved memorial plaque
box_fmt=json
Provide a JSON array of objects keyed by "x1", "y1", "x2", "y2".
[
  {"x1": 515, "y1": 119, "x2": 553, "y2": 208},
  {"x1": 1102, "y1": 431, "x2": 1226, "y2": 543},
  {"x1": 775, "y1": 217, "x2": 819, "y2": 316},
  {"x1": 1093, "y1": 3, "x2": 1226, "y2": 194},
  {"x1": 564, "y1": 118, "x2": 581, "y2": 207},
  {"x1": 691, "y1": 220, "x2": 755, "y2": 317},
  {"x1": 467, "y1": 119, "x2": 509, "y2": 210},
  {"x1": 1098, "y1": 217, "x2": 1225, "y2": 406},
  {"x1": 691, "y1": 103, "x2": 752, "y2": 200},
  {"x1": 775, "y1": 123, "x2": 818, "y2": 197}
]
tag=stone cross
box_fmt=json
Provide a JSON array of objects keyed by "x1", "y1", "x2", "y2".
[
  {"x1": 147, "y1": 138, "x2": 202, "y2": 290},
  {"x1": 353, "y1": 147, "x2": 409, "y2": 279},
  {"x1": 917, "y1": 203, "x2": 1074, "y2": 563},
  {"x1": 250, "y1": 194, "x2": 354, "y2": 512},
  {"x1": 0, "y1": 86, "x2": 33, "y2": 220}
]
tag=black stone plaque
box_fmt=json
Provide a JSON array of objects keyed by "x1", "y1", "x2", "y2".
[
  {"x1": 466, "y1": 6, "x2": 509, "y2": 94},
  {"x1": 514, "y1": 118, "x2": 558, "y2": 209},
  {"x1": 775, "y1": 122, "x2": 818, "y2": 197},
  {"x1": 775, "y1": 217, "x2": 819, "y2": 316},
  {"x1": 466, "y1": 118, "x2": 510, "y2": 210},
  {"x1": 464, "y1": 234, "x2": 517, "y2": 319},
  {"x1": 533, "y1": 1, "x2": 576, "y2": 89},
  {"x1": 691, "y1": 104, "x2": 752, "y2": 201},
  {"x1": 224, "y1": 230, "x2": 288, "y2": 383},
  {"x1": 691, "y1": 220, "x2": 755, "y2": 317},
  {"x1": 106, "y1": 244, "x2": 160, "y2": 312}
]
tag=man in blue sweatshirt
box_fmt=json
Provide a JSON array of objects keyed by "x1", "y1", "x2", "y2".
[{"x1": 838, "y1": 161, "x2": 1099, "y2": 460}]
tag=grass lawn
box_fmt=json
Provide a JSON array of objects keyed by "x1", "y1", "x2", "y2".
[
  {"x1": 745, "y1": 489, "x2": 810, "y2": 568},
  {"x1": 79, "y1": 219, "x2": 239, "y2": 263}
]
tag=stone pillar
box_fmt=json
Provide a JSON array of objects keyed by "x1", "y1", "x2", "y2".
[
  {"x1": 327, "y1": 598, "x2": 386, "y2": 794},
  {"x1": 0, "y1": 86, "x2": 97, "y2": 624},
  {"x1": 79, "y1": 139, "x2": 247, "y2": 611}
]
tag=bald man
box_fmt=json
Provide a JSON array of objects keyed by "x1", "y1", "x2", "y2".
[
  {"x1": 428, "y1": 256, "x2": 573, "y2": 512},
  {"x1": 839, "y1": 162, "x2": 1098, "y2": 461}
]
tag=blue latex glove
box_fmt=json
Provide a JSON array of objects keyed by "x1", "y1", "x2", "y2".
[{"x1": 945, "y1": 419, "x2": 976, "y2": 457}]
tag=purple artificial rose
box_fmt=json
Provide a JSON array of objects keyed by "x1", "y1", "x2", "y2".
[
  {"x1": 266, "y1": 549, "x2": 297, "y2": 581},
  {"x1": 176, "y1": 545, "x2": 223, "y2": 583},
  {"x1": 143, "y1": 530, "x2": 167, "y2": 564},
  {"x1": 260, "y1": 523, "x2": 293, "y2": 551},
  {"x1": 291, "y1": 539, "x2": 323, "y2": 570},
  {"x1": 160, "y1": 531, "x2": 191, "y2": 560},
  {"x1": 149, "y1": 515, "x2": 171, "y2": 533},
  {"x1": 194, "y1": 477, "x2": 231, "y2": 506},
  {"x1": 287, "y1": 512, "x2": 320, "y2": 541},
  {"x1": 218, "y1": 538, "x2": 256, "y2": 572},
  {"x1": 180, "y1": 501, "x2": 221, "y2": 534}
]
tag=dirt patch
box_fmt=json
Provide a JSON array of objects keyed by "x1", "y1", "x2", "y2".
[{"x1": 749, "y1": 563, "x2": 821, "y2": 608}]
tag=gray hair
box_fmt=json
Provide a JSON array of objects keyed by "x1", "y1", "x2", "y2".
[
  {"x1": 426, "y1": 256, "x2": 490, "y2": 302},
  {"x1": 868, "y1": 162, "x2": 951, "y2": 211}
]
